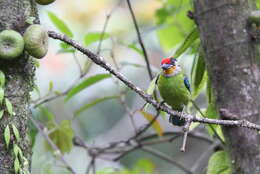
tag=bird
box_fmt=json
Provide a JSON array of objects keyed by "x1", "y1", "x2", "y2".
[{"x1": 157, "y1": 57, "x2": 191, "y2": 126}]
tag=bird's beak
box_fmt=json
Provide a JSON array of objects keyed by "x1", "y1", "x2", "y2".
[{"x1": 161, "y1": 64, "x2": 173, "y2": 70}]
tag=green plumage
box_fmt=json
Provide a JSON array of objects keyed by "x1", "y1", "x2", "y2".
[{"x1": 157, "y1": 71, "x2": 191, "y2": 126}]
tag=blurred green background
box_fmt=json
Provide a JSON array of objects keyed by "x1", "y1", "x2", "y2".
[{"x1": 30, "y1": 0, "x2": 216, "y2": 174}]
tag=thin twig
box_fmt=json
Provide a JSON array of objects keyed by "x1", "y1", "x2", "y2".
[
  {"x1": 47, "y1": 31, "x2": 260, "y2": 131},
  {"x1": 180, "y1": 119, "x2": 192, "y2": 152},
  {"x1": 126, "y1": 0, "x2": 153, "y2": 80},
  {"x1": 96, "y1": 1, "x2": 121, "y2": 55},
  {"x1": 138, "y1": 131, "x2": 213, "y2": 144},
  {"x1": 85, "y1": 159, "x2": 94, "y2": 174},
  {"x1": 141, "y1": 146, "x2": 193, "y2": 174}
]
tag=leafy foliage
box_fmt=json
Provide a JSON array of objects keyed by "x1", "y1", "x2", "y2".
[
  {"x1": 173, "y1": 27, "x2": 199, "y2": 58},
  {"x1": 140, "y1": 111, "x2": 163, "y2": 137},
  {"x1": 0, "y1": 87, "x2": 4, "y2": 105},
  {"x1": 0, "y1": 70, "x2": 5, "y2": 87},
  {"x1": 14, "y1": 157, "x2": 20, "y2": 174},
  {"x1": 48, "y1": 11, "x2": 74, "y2": 38},
  {"x1": 46, "y1": 120, "x2": 74, "y2": 154},
  {"x1": 207, "y1": 151, "x2": 232, "y2": 174},
  {"x1": 84, "y1": 32, "x2": 110, "y2": 46},
  {"x1": 191, "y1": 51, "x2": 207, "y2": 99},
  {"x1": 66, "y1": 73, "x2": 111, "y2": 101},
  {"x1": 0, "y1": 110, "x2": 3, "y2": 120},
  {"x1": 156, "y1": 0, "x2": 195, "y2": 50},
  {"x1": 12, "y1": 124, "x2": 20, "y2": 142},
  {"x1": 5, "y1": 98, "x2": 13, "y2": 116},
  {"x1": 4, "y1": 125, "x2": 10, "y2": 148},
  {"x1": 146, "y1": 76, "x2": 158, "y2": 95},
  {"x1": 128, "y1": 44, "x2": 144, "y2": 56},
  {"x1": 97, "y1": 159, "x2": 155, "y2": 174}
]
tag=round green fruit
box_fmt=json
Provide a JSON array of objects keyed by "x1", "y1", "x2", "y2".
[
  {"x1": 35, "y1": 0, "x2": 55, "y2": 5},
  {"x1": 0, "y1": 30, "x2": 24, "y2": 60},
  {"x1": 23, "y1": 24, "x2": 49, "y2": 59}
]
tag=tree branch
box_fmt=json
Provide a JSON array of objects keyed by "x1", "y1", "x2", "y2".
[
  {"x1": 126, "y1": 0, "x2": 153, "y2": 80},
  {"x1": 47, "y1": 30, "x2": 260, "y2": 131}
]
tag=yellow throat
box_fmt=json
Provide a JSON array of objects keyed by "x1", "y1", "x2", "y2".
[{"x1": 163, "y1": 66, "x2": 176, "y2": 75}]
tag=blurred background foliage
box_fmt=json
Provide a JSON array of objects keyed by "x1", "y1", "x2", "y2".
[{"x1": 29, "y1": 0, "x2": 256, "y2": 173}]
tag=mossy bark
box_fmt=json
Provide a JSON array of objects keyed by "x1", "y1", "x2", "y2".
[
  {"x1": 194, "y1": 0, "x2": 260, "y2": 174},
  {"x1": 0, "y1": 0, "x2": 38, "y2": 173}
]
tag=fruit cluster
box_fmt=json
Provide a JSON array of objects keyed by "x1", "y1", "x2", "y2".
[
  {"x1": 0, "y1": 25, "x2": 48, "y2": 60},
  {"x1": 0, "y1": 0, "x2": 56, "y2": 60}
]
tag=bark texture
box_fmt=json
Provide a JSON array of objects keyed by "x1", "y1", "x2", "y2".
[
  {"x1": 0, "y1": 0, "x2": 38, "y2": 173},
  {"x1": 194, "y1": 0, "x2": 260, "y2": 173}
]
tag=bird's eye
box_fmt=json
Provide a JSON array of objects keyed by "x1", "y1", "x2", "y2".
[{"x1": 170, "y1": 57, "x2": 177, "y2": 65}]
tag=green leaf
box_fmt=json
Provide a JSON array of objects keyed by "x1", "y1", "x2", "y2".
[
  {"x1": 0, "y1": 70, "x2": 5, "y2": 87},
  {"x1": 0, "y1": 87, "x2": 4, "y2": 105},
  {"x1": 205, "y1": 103, "x2": 225, "y2": 142},
  {"x1": 5, "y1": 98, "x2": 13, "y2": 116},
  {"x1": 14, "y1": 157, "x2": 20, "y2": 174},
  {"x1": 128, "y1": 44, "x2": 144, "y2": 56},
  {"x1": 46, "y1": 120, "x2": 74, "y2": 154},
  {"x1": 0, "y1": 110, "x2": 3, "y2": 120},
  {"x1": 4, "y1": 125, "x2": 10, "y2": 148},
  {"x1": 133, "y1": 159, "x2": 155, "y2": 174},
  {"x1": 48, "y1": 81, "x2": 54, "y2": 92},
  {"x1": 13, "y1": 144, "x2": 22, "y2": 158},
  {"x1": 84, "y1": 32, "x2": 110, "y2": 46},
  {"x1": 173, "y1": 28, "x2": 199, "y2": 58},
  {"x1": 66, "y1": 73, "x2": 111, "y2": 101},
  {"x1": 75, "y1": 96, "x2": 119, "y2": 116},
  {"x1": 38, "y1": 106, "x2": 55, "y2": 123},
  {"x1": 207, "y1": 151, "x2": 232, "y2": 174},
  {"x1": 206, "y1": 78, "x2": 215, "y2": 104},
  {"x1": 54, "y1": 90, "x2": 61, "y2": 96},
  {"x1": 191, "y1": 51, "x2": 207, "y2": 99},
  {"x1": 156, "y1": 0, "x2": 195, "y2": 51},
  {"x1": 47, "y1": 11, "x2": 73, "y2": 38},
  {"x1": 25, "y1": 16, "x2": 36, "y2": 25},
  {"x1": 96, "y1": 168, "x2": 117, "y2": 174},
  {"x1": 12, "y1": 124, "x2": 20, "y2": 141},
  {"x1": 146, "y1": 76, "x2": 158, "y2": 96},
  {"x1": 140, "y1": 111, "x2": 163, "y2": 137},
  {"x1": 57, "y1": 42, "x2": 75, "y2": 54},
  {"x1": 257, "y1": 0, "x2": 260, "y2": 9}
]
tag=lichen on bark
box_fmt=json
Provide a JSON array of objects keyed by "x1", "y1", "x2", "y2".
[{"x1": 0, "y1": 0, "x2": 38, "y2": 173}]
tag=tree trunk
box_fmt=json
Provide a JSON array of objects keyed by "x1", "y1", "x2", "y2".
[
  {"x1": 194, "y1": 0, "x2": 260, "y2": 173},
  {"x1": 0, "y1": 0, "x2": 38, "y2": 173}
]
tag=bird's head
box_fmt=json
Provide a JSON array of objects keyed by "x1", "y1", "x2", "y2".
[{"x1": 161, "y1": 57, "x2": 178, "y2": 76}]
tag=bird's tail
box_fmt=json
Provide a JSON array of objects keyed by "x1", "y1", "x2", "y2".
[{"x1": 169, "y1": 109, "x2": 186, "y2": 126}]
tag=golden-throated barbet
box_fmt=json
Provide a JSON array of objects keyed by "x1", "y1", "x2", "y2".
[{"x1": 157, "y1": 57, "x2": 191, "y2": 126}]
